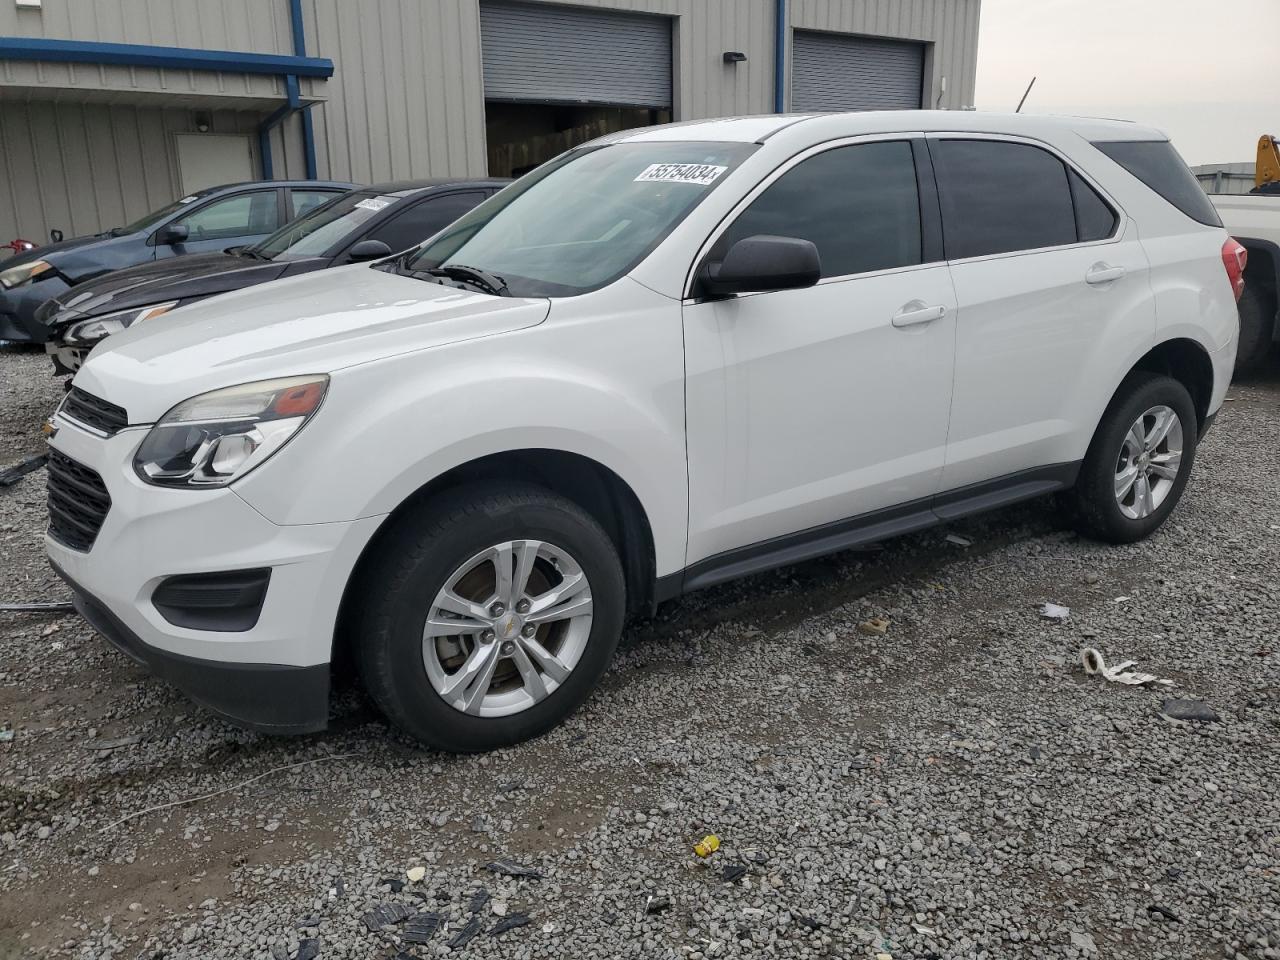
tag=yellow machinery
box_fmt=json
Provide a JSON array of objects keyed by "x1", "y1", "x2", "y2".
[{"x1": 1256, "y1": 134, "x2": 1280, "y2": 193}]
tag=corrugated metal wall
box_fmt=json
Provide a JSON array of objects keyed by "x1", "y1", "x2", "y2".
[
  {"x1": 301, "y1": 0, "x2": 981, "y2": 183},
  {"x1": 0, "y1": 101, "x2": 263, "y2": 242}
]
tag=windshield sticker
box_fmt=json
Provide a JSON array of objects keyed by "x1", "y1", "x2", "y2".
[
  {"x1": 634, "y1": 163, "x2": 728, "y2": 186},
  {"x1": 178, "y1": 195, "x2": 199, "y2": 204},
  {"x1": 355, "y1": 197, "x2": 393, "y2": 212}
]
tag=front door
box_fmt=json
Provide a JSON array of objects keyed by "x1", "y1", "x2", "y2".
[
  {"x1": 154, "y1": 189, "x2": 283, "y2": 259},
  {"x1": 683, "y1": 138, "x2": 958, "y2": 568}
]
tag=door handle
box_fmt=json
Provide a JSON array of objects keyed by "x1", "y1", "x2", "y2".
[
  {"x1": 891, "y1": 301, "x2": 947, "y2": 328},
  {"x1": 1086, "y1": 262, "x2": 1126, "y2": 285}
]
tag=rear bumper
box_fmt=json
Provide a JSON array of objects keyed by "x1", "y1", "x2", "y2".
[{"x1": 52, "y1": 560, "x2": 330, "y2": 734}]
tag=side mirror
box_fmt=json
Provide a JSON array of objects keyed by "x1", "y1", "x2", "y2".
[
  {"x1": 701, "y1": 235, "x2": 821, "y2": 297},
  {"x1": 156, "y1": 224, "x2": 189, "y2": 246},
  {"x1": 50, "y1": 229, "x2": 64, "y2": 243},
  {"x1": 346, "y1": 239, "x2": 393, "y2": 263}
]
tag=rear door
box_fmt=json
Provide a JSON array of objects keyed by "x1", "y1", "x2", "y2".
[
  {"x1": 682, "y1": 137, "x2": 957, "y2": 568},
  {"x1": 932, "y1": 135, "x2": 1156, "y2": 494}
]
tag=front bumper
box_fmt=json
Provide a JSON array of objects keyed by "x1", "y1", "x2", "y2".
[
  {"x1": 0, "y1": 276, "x2": 70, "y2": 342},
  {"x1": 45, "y1": 417, "x2": 384, "y2": 733}
]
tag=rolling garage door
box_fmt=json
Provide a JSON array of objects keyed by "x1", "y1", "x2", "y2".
[
  {"x1": 480, "y1": 1, "x2": 672, "y2": 108},
  {"x1": 792, "y1": 31, "x2": 924, "y2": 112}
]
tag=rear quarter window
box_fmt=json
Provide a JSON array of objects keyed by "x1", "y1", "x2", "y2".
[{"x1": 1092, "y1": 140, "x2": 1222, "y2": 227}]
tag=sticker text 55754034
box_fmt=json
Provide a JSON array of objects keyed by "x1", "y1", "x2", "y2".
[{"x1": 634, "y1": 163, "x2": 728, "y2": 186}]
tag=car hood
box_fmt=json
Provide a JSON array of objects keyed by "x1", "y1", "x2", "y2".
[
  {"x1": 5, "y1": 234, "x2": 105, "y2": 269},
  {"x1": 75, "y1": 264, "x2": 551, "y2": 423},
  {"x1": 40, "y1": 252, "x2": 296, "y2": 329}
]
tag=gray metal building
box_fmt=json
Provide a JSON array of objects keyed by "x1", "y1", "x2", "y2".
[{"x1": 0, "y1": 0, "x2": 981, "y2": 243}]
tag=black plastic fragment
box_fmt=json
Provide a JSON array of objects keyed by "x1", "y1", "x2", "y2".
[
  {"x1": 380, "y1": 877, "x2": 405, "y2": 893},
  {"x1": 468, "y1": 888, "x2": 491, "y2": 913},
  {"x1": 1147, "y1": 904, "x2": 1182, "y2": 922},
  {"x1": 361, "y1": 902, "x2": 411, "y2": 932},
  {"x1": 295, "y1": 916, "x2": 320, "y2": 929},
  {"x1": 0, "y1": 453, "x2": 47, "y2": 488},
  {"x1": 645, "y1": 896, "x2": 672, "y2": 915},
  {"x1": 486, "y1": 859, "x2": 544, "y2": 879},
  {"x1": 490, "y1": 913, "x2": 531, "y2": 936},
  {"x1": 795, "y1": 914, "x2": 824, "y2": 930},
  {"x1": 294, "y1": 939, "x2": 320, "y2": 960},
  {"x1": 448, "y1": 916, "x2": 484, "y2": 948},
  {"x1": 1161, "y1": 699, "x2": 1220, "y2": 723},
  {"x1": 401, "y1": 913, "x2": 443, "y2": 944},
  {"x1": 721, "y1": 864, "x2": 747, "y2": 883}
]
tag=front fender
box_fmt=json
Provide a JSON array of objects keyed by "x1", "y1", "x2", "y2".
[{"x1": 233, "y1": 279, "x2": 689, "y2": 576}]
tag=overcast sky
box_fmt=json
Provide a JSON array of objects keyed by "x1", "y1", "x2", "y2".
[{"x1": 974, "y1": 0, "x2": 1279, "y2": 166}]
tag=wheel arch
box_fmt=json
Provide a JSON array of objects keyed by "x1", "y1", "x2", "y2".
[
  {"x1": 1123, "y1": 336, "x2": 1215, "y2": 431},
  {"x1": 332, "y1": 448, "x2": 658, "y2": 672}
]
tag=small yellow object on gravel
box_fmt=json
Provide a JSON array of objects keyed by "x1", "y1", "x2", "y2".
[
  {"x1": 858, "y1": 617, "x2": 890, "y2": 636},
  {"x1": 693, "y1": 834, "x2": 721, "y2": 858},
  {"x1": 406, "y1": 865, "x2": 426, "y2": 883}
]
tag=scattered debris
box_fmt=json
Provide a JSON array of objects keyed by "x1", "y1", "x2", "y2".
[
  {"x1": 405, "y1": 865, "x2": 426, "y2": 883},
  {"x1": 490, "y1": 913, "x2": 531, "y2": 936},
  {"x1": 485, "y1": 859, "x2": 544, "y2": 879},
  {"x1": 0, "y1": 600, "x2": 75, "y2": 613},
  {"x1": 1113, "y1": 596, "x2": 1132, "y2": 604},
  {"x1": 721, "y1": 863, "x2": 747, "y2": 883},
  {"x1": 295, "y1": 917, "x2": 319, "y2": 929},
  {"x1": 795, "y1": 915, "x2": 823, "y2": 930},
  {"x1": 944, "y1": 533, "x2": 972, "y2": 547},
  {"x1": 380, "y1": 878, "x2": 405, "y2": 893},
  {"x1": 1028, "y1": 745, "x2": 1042, "y2": 760},
  {"x1": 644, "y1": 895, "x2": 672, "y2": 915},
  {"x1": 1080, "y1": 648, "x2": 1174, "y2": 687},
  {"x1": 400, "y1": 913, "x2": 442, "y2": 944},
  {"x1": 912, "y1": 923, "x2": 938, "y2": 935},
  {"x1": 0, "y1": 453, "x2": 47, "y2": 488},
  {"x1": 0, "y1": 729, "x2": 13, "y2": 743},
  {"x1": 361, "y1": 902, "x2": 411, "y2": 932},
  {"x1": 1146, "y1": 904, "x2": 1182, "y2": 922},
  {"x1": 447, "y1": 916, "x2": 484, "y2": 949},
  {"x1": 857, "y1": 617, "x2": 891, "y2": 636},
  {"x1": 293, "y1": 939, "x2": 320, "y2": 960},
  {"x1": 693, "y1": 834, "x2": 721, "y2": 857},
  {"x1": 1161, "y1": 699, "x2": 1220, "y2": 723},
  {"x1": 1039, "y1": 602, "x2": 1070, "y2": 620},
  {"x1": 468, "y1": 888, "x2": 491, "y2": 913}
]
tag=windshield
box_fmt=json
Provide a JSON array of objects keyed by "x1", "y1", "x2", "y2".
[
  {"x1": 253, "y1": 191, "x2": 396, "y2": 260},
  {"x1": 403, "y1": 141, "x2": 757, "y2": 297},
  {"x1": 117, "y1": 191, "x2": 215, "y2": 235}
]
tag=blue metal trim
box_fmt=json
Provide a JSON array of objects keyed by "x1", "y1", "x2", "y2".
[
  {"x1": 259, "y1": 126, "x2": 275, "y2": 180},
  {"x1": 0, "y1": 36, "x2": 334, "y2": 78},
  {"x1": 288, "y1": 0, "x2": 319, "y2": 178},
  {"x1": 258, "y1": 74, "x2": 302, "y2": 180},
  {"x1": 773, "y1": 0, "x2": 787, "y2": 113}
]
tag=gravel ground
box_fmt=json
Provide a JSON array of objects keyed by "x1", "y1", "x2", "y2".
[{"x1": 1, "y1": 345, "x2": 1278, "y2": 960}]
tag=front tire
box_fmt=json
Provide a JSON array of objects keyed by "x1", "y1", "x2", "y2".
[
  {"x1": 353, "y1": 482, "x2": 625, "y2": 752},
  {"x1": 1073, "y1": 372, "x2": 1198, "y2": 544}
]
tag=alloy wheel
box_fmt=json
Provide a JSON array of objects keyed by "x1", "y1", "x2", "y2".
[
  {"x1": 1114, "y1": 404, "x2": 1184, "y2": 520},
  {"x1": 421, "y1": 540, "x2": 594, "y2": 717}
]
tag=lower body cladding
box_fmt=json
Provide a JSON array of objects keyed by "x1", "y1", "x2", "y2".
[{"x1": 45, "y1": 422, "x2": 383, "y2": 732}]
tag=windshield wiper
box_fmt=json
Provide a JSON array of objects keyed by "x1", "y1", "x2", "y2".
[
  {"x1": 429, "y1": 264, "x2": 510, "y2": 297},
  {"x1": 237, "y1": 247, "x2": 271, "y2": 260}
]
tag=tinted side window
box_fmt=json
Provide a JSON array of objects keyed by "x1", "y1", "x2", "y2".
[
  {"x1": 175, "y1": 191, "x2": 279, "y2": 240},
  {"x1": 1092, "y1": 140, "x2": 1222, "y2": 227},
  {"x1": 1069, "y1": 170, "x2": 1118, "y2": 242},
  {"x1": 365, "y1": 192, "x2": 486, "y2": 253},
  {"x1": 932, "y1": 140, "x2": 1077, "y2": 259},
  {"x1": 290, "y1": 189, "x2": 339, "y2": 218},
  {"x1": 713, "y1": 140, "x2": 922, "y2": 279}
]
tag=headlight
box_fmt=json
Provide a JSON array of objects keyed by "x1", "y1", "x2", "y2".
[
  {"x1": 133, "y1": 375, "x2": 328, "y2": 488},
  {"x1": 64, "y1": 301, "x2": 179, "y2": 346},
  {"x1": 0, "y1": 259, "x2": 52, "y2": 290}
]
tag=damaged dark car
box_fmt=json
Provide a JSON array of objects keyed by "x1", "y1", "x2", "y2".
[{"x1": 39, "y1": 179, "x2": 507, "y2": 374}]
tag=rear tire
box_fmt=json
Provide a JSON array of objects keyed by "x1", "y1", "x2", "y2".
[
  {"x1": 1073, "y1": 372, "x2": 1198, "y2": 544},
  {"x1": 1233, "y1": 279, "x2": 1277, "y2": 374},
  {"x1": 353, "y1": 481, "x2": 625, "y2": 752}
]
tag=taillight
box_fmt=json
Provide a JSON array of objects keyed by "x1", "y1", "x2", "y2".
[{"x1": 1221, "y1": 238, "x2": 1247, "y2": 301}]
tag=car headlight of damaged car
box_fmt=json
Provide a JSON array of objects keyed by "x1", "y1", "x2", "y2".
[
  {"x1": 0, "y1": 259, "x2": 52, "y2": 290},
  {"x1": 64, "y1": 301, "x2": 179, "y2": 345},
  {"x1": 133, "y1": 375, "x2": 328, "y2": 487}
]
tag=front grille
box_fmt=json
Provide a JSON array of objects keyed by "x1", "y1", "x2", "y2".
[
  {"x1": 61, "y1": 387, "x2": 128, "y2": 436},
  {"x1": 46, "y1": 449, "x2": 111, "y2": 551}
]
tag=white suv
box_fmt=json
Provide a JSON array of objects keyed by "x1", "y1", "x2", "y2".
[{"x1": 47, "y1": 112, "x2": 1242, "y2": 752}]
